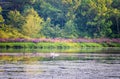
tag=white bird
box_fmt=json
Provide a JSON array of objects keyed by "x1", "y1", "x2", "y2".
[{"x1": 50, "y1": 53, "x2": 60, "y2": 59}]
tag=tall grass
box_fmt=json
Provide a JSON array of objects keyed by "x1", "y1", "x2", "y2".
[
  {"x1": 0, "y1": 42, "x2": 107, "y2": 49},
  {"x1": 0, "y1": 38, "x2": 120, "y2": 49}
]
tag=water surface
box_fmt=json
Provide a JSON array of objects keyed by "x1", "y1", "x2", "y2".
[{"x1": 0, "y1": 47, "x2": 120, "y2": 79}]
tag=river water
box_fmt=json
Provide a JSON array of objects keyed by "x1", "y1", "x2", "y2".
[{"x1": 0, "y1": 48, "x2": 120, "y2": 79}]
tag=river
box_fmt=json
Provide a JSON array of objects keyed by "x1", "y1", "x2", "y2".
[{"x1": 0, "y1": 47, "x2": 120, "y2": 79}]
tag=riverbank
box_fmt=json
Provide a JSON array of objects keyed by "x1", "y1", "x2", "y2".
[
  {"x1": 0, "y1": 38, "x2": 120, "y2": 49},
  {"x1": 0, "y1": 42, "x2": 120, "y2": 49},
  {"x1": 0, "y1": 42, "x2": 101, "y2": 49}
]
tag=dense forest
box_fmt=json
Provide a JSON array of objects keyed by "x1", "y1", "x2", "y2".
[{"x1": 0, "y1": 0, "x2": 120, "y2": 39}]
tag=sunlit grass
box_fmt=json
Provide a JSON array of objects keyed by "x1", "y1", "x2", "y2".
[{"x1": 0, "y1": 42, "x2": 106, "y2": 49}]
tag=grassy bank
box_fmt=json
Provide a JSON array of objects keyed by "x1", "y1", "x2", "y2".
[{"x1": 0, "y1": 42, "x2": 120, "y2": 49}]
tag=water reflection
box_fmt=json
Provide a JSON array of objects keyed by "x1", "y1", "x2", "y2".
[
  {"x1": 0, "y1": 57, "x2": 120, "y2": 79},
  {"x1": 0, "y1": 57, "x2": 42, "y2": 79},
  {"x1": 0, "y1": 48, "x2": 120, "y2": 79}
]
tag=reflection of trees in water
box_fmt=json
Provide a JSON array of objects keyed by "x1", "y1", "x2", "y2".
[
  {"x1": 0, "y1": 53, "x2": 39, "y2": 64},
  {"x1": 0, "y1": 55, "x2": 41, "y2": 79}
]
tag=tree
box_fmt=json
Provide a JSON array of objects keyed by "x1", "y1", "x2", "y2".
[
  {"x1": 76, "y1": 0, "x2": 113, "y2": 38},
  {"x1": 22, "y1": 8, "x2": 43, "y2": 38},
  {"x1": 62, "y1": 20, "x2": 78, "y2": 38},
  {"x1": 111, "y1": 9, "x2": 120, "y2": 34},
  {"x1": 41, "y1": 17, "x2": 62, "y2": 38},
  {"x1": 7, "y1": 10, "x2": 25, "y2": 29},
  {"x1": 1, "y1": 0, "x2": 36, "y2": 10},
  {"x1": 0, "y1": 6, "x2": 4, "y2": 27},
  {"x1": 110, "y1": 0, "x2": 120, "y2": 37},
  {"x1": 35, "y1": 0, "x2": 63, "y2": 26},
  {"x1": 1, "y1": 0, "x2": 120, "y2": 38},
  {"x1": 62, "y1": 0, "x2": 81, "y2": 20}
]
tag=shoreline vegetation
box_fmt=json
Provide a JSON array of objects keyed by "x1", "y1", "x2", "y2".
[
  {"x1": 0, "y1": 38, "x2": 120, "y2": 49},
  {"x1": 0, "y1": 0, "x2": 120, "y2": 52},
  {"x1": 0, "y1": 53, "x2": 120, "y2": 61},
  {"x1": 1, "y1": 0, "x2": 120, "y2": 39}
]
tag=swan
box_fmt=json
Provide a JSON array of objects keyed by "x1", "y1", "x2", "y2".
[{"x1": 50, "y1": 53, "x2": 60, "y2": 59}]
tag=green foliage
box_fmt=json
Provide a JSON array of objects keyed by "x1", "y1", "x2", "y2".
[
  {"x1": 76, "y1": 0, "x2": 113, "y2": 38},
  {"x1": 62, "y1": 20, "x2": 78, "y2": 38},
  {"x1": 0, "y1": 0, "x2": 120, "y2": 38},
  {"x1": 0, "y1": 42, "x2": 102, "y2": 49},
  {"x1": 62, "y1": 0, "x2": 81, "y2": 20},
  {"x1": 0, "y1": 6, "x2": 4, "y2": 27},
  {"x1": 0, "y1": 30, "x2": 9, "y2": 38},
  {"x1": 0, "y1": 15, "x2": 4, "y2": 23},
  {"x1": 107, "y1": 43, "x2": 120, "y2": 47},
  {"x1": 110, "y1": 4, "x2": 120, "y2": 35},
  {"x1": 7, "y1": 10, "x2": 25, "y2": 28},
  {"x1": 22, "y1": 8, "x2": 43, "y2": 38},
  {"x1": 0, "y1": 6, "x2": 2, "y2": 12},
  {"x1": 0, "y1": 25, "x2": 28, "y2": 39},
  {"x1": 1, "y1": 42, "x2": 120, "y2": 51},
  {"x1": 41, "y1": 18, "x2": 62, "y2": 38}
]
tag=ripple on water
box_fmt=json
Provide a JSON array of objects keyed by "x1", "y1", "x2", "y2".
[{"x1": 0, "y1": 53, "x2": 120, "y2": 79}]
